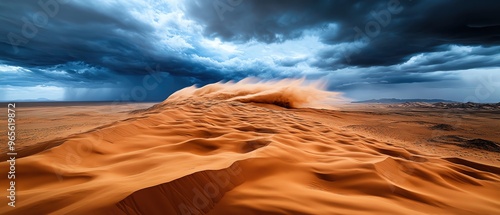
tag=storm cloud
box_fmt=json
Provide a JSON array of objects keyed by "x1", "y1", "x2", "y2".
[
  {"x1": 1, "y1": 0, "x2": 499, "y2": 102},
  {"x1": 186, "y1": 0, "x2": 500, "y2": 66}
]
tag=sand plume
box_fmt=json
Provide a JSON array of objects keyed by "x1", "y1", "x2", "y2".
[{"x1": 166, "y1": 78, "x2": 345, "y2": 108}]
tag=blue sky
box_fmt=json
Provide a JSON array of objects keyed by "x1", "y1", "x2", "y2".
[{"x1": 1, "y1": 0, "x2": 499, "y2": 102}]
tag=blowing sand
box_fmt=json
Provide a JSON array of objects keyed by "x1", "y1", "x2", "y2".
[{"x1": 1, "y1": 79, "x2": 499, "y2": 214}]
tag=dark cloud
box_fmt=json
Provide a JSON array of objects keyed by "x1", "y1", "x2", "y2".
[
  {"x1": 184, "y1": 0, "x2": 375, "y2": 43},
  {"x1": 185, "y1": 0, "x2": 500, "y2": 67},
  {"x1": 0, "y1": 0, "x2": 227, "y2": 89},
  {"x1": 0, "y1": 0, "x2": 499, "y2": 102}
]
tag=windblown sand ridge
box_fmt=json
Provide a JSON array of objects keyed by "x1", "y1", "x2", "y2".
[{"x1": 1, "y1": 80, "x2": 499, "y2": 214}]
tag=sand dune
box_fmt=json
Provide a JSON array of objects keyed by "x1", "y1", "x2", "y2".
[{"x1": 1, "y1": 80, "x2": 499, "y2": 214}]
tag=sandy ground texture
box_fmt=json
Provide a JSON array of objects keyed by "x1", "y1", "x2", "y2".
[
  {"x1": 0, "y1": 80, "x2": 499, "y2": 214},
  {"x1": 0, "y1": 102, "x2": 155, "y2": 160}
]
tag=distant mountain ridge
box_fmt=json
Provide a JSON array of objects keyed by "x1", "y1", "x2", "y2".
[
  {"x1": 9, "y1": 98, "x2": 54, "y2": 102},
  {"x1": 391, "y1": 102, "x2": 500, "y2": 109},
  {"x1": 353, "y1": 98, "x2": 457, "y2": 104}
]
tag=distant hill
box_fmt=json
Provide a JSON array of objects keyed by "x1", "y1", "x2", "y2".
[
  {"x1": 352, "y1": 98, "x2": 457, "y2": 104},
  {"x1": 10, "y1": 98, "x2": 54, "y2": 102},
  {"x1": 391, "y1": 102, "x2": 500, "y2": 109}
]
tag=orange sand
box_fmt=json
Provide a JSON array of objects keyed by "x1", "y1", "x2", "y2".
[{"x1": 1, "y1": 79, "x2": 499, "y2": 214}]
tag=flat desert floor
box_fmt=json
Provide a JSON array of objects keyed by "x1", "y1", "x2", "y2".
[{"x1": 1, "y1": 83, "x2": 499, "y2": 214}]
